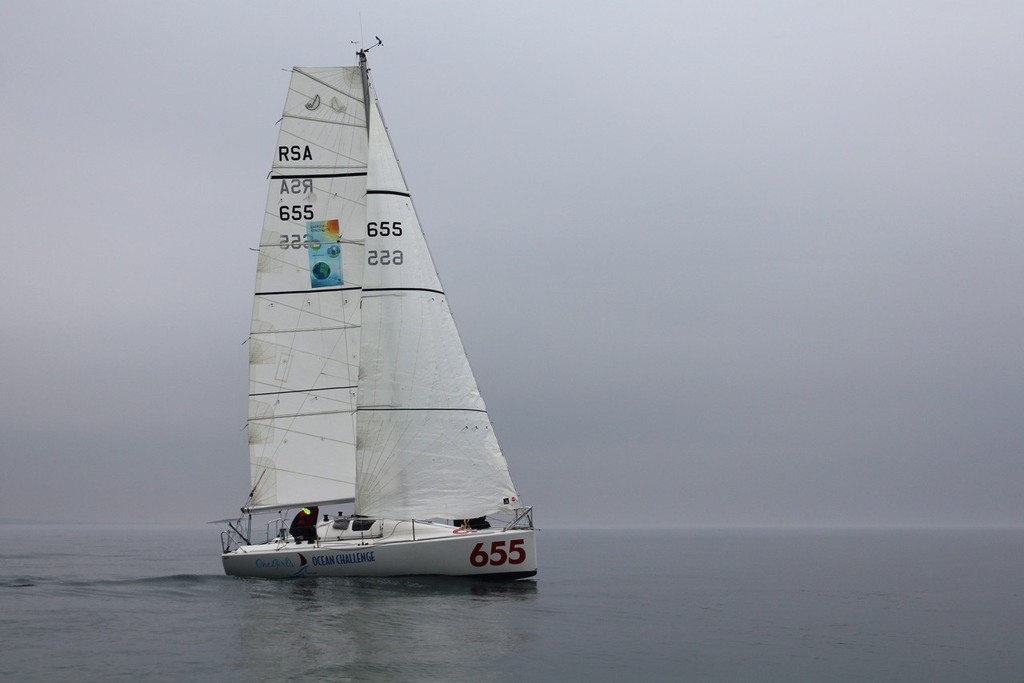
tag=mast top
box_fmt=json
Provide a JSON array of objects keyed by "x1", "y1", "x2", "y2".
[
  {"x1": 357, "y1": 35, "x2": 383, "y2": 65},
  {"x1": 356, "y1": 37, "x2": 381, "y2": 134}
]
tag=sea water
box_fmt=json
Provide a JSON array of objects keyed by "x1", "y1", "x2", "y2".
[{"x1": 1, "y1": 525, "x2": 1022, "y2": 682}]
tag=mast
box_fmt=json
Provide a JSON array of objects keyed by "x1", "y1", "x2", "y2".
[
  {"x1": 357, "y1": 35, "x2": 381, "y2": 133},
  {"x1": 359, "y1": 49, "x2": 371, "y2": 134}
]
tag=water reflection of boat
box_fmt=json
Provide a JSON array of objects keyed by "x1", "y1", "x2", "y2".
[{"x1": 235, "y1": 577, "x2": 537, "y2": 679}]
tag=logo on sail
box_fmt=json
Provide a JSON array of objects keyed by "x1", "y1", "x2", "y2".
[
  {"x1": 307, "y1": 219, "x2": 342, "y2": 288},
  {"x1": 305, "y1": 94, "x2": 321, "y2": 111}
]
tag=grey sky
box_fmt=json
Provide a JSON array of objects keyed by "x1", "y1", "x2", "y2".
[{"x1": 2, "y1": 1, "x2": 1022, "y2": 527}]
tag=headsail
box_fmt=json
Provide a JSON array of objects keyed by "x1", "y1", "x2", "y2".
[
  {"x1": 355, "y1": 87, "x2": 521, "y2": 520},
  {"x1": 246, "y1": 67, "x2": 367, "y2": 510}
]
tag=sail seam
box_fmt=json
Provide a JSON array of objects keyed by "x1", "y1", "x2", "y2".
[
  {"x1": 251, "y1": 465, "x2": 353, "y2": 482},
  {"x1": 363, "y1": 287, "x2": 444, "y2": 296},
  {"x1": 366, "y1": 189, "x2": 411, "y2": 197},
  {"x1": 357, "y1": 407, "x2": 488, "y2": 414},
  {"x1": 255, "y1": 286, "x2": 362, "y2": 296},
  {"x1": 270, "y1": 171, "x2": 367, "y2": 179}
]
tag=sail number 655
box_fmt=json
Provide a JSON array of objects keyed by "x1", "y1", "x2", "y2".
[
  {"x1": 470, "y1": 539, "x2": 526, "y2": 567},
  {"x1": 367, "y1": 221, "x2": 402, "y2": 237}
]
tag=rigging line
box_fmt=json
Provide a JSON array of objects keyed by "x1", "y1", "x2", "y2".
[
  {"x1": 250, "y1": 322, "x2": 357, "y2": 334},
  {"x1": 249, "y1": 408, "x2": 355, "y2": 421},
  {"x1": 254, "y1": 424, "x2": 355, "y2": 446},
  {"x1": 228, "y1": 520, "x2": 250, "y2": 546},
  {"x1": 280, "y1": 114, "x2": 365, "y2": 129},
  {"x1": 257, "y1": 464, "x2": 355, "y2": 484},
  {"x1": 256, "y1": 235, "x2": 366, "y2": 248},
  {"x1": 248, "y1": 468, "x2": 267, "y2": 502},
  {"x1": 250, "y1": 385, "x2": 356, "y2": 397},
  {"x1": 250, "y1": 295, "x2": 353, "y2": 324},
  {"x1": 257, "y1": 265, "x2": 360, "y2": 465},
  {"x1": 270, "y1": 279, "x2": 360, "y2": 445},
  {"x1": 272, "y1": 320, "x2": 355, "y2": 455},
  {"x1": 273, "y1": 311, "x2": 361, "y2": 432},
  {"x1": 250, "y1": 326, "x2": 356, "y2": 336}
]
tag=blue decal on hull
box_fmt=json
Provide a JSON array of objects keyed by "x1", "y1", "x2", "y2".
[{"x1": 254, "y1": 557, "x2": 295, "y2": 570}]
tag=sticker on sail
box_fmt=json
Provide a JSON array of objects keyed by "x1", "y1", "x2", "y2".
[{"x1": 307, "y1": 219, "x2": 342, "y2": 287}]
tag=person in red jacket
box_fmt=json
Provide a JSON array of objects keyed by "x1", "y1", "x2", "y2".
[{"x1": 289, "y1": 506, "x2": 319, "y2": 544}]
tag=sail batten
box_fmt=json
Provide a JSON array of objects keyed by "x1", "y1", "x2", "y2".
[{"x1": 251, "y1": 385, "x2": 356, "y2": 397}]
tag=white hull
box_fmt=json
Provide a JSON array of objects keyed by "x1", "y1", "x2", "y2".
[{"x1": 222, "y1": 520, "x2": 537, "y2": 580}]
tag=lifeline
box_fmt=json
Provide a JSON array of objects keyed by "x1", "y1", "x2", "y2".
[{"x1": 310, "y1": 551, "x2": 376, "y2": 567}]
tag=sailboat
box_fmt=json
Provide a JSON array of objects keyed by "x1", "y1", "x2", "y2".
[{"x1": 220, "y1": 49, "x2": 537, "y2": 579}]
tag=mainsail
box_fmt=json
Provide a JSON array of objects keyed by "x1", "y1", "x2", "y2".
[
  {"x1": 246, "y1": 60, "x2": 521, "y2": 521},
  {"x1": 247, "y1": 66, "x2": 367, "y2": 510}
]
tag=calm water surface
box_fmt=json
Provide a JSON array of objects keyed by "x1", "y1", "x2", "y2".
[{"x1": 1, "y1": 525, "x2": 1022, "y2": 681}]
